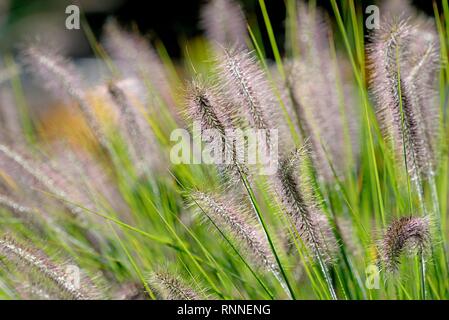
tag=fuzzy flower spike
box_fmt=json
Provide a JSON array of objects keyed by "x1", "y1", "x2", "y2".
[
  {"x1": 217, "y1": 48, "x2": 281, "y2": 151},
  {"x1": 190, "y1": 191, "x2": 277, "y2": 273},
  {"x1": 186, "y1": 79, "x2": 245, "y2": 181},
  {"x1": 368, "y1": 17, "x2": 440, "y2": 181},
  {"x1": 275, "y1": 147, "x2": 338, "y2": 265},
  {"x1": 378, "y1": 216, "x2": 431, "y2": 272}
]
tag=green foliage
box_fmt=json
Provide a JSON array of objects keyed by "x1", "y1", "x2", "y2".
[{"x1": 0, "y1": 0, "x2": 449, "y2": 300}]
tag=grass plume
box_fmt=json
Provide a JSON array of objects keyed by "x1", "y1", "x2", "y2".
[
  {"x1": 190, "y1": 191, "x2": 277, "y2": 273},
  {"x1": 378, "y1": 216, "x2": 431, "y2": 272},
  {"x1": 368, "y1": 17, "x2": 440, "y2": 180}
]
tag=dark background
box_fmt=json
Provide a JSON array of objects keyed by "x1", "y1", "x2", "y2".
[
  {"x1": 82, "y1": 0, "x2": 437, "y2": 58},
  {"x1": 0, "y1": 0, "x2": 439, "y2": 58}
]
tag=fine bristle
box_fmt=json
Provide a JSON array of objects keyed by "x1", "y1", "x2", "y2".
[
  {"x1": 185, "y1": 79, "x2": 244, "y2": 181},
  {"x1": 275, "y1": 147, "x2": 338, "y2": 264},
  {"x1": 217, "y1": 48, "x2": 279, "y2": 150},
  {"x1": 186, "y1": 79, "x2": 233, "y2": 137},
  {"x1": 190, "y1": 191, "x2": 277, "y2": 272}
]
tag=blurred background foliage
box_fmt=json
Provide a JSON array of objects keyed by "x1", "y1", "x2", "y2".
[
  {"x1": 0, "y1": 0, "x2": 435, "y2": 58},
  {"x1": 0, "y1": 0, "x2": 448, "y2": 300}
]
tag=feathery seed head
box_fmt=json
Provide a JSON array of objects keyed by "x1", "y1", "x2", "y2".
[
  {"x1": 22, "y1": 46, "x2": 83, "y2": 100},
  {"x1": 186, "y1": 79, "x2": 233, "y2": 135},
  {"x1": 276, "y1": 147, "x2": 338, "y2": 264},
  {"x1": 0, "y1": 143, "x2": 85, "y2": 219},
  {"x1": 296, "y1": 1, "x2": 330, "y2": 56},
  {"x1": 368, "y1": 17, "x2": 440, "y2": 179},
  {"x1": 186, "y1": 79, "x2": 247, "y2": 181},
  {"x1": 190, "y1": 191, "x2": 276, "y2": 272},
  {"x1": 103, "y1": 18, "x2": 159, "y2": 77},
  {"x1": 217, "y1": 48, "x2": 279, "y2": 148},
  {"x1": 378, "y1": 216, "x2": 431, "y2": 272}
]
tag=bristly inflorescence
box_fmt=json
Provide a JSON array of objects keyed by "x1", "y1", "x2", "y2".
[
  {"x1": 217, "y1": 48, "x2": 279, "y2": 150},
  {"x1": 406, "y1": 17, "x2": 440, "y2": 168},
  {"x1": 288, "y1": 2, "x2": 359, "y2": 182},
  {"x1": 190, "y1": 191, "x2": 277, "y2": 273},
  {"x1": 186, "y1": 79, "x2": 245, "y2": 181},
  {"x1": 200, "y1": 0, "x2": 247, "y2": 48},
  {"x1": 150, "y1": 271, "x2": 204, "y2": 300},
  {"x1": 186, "y1": 80, "x2": 233, "y2": 138},
  {"x1": 378, "y1": 216, "x2": 431, "y2": 272},
  {"x1": 21, "y1": 46, "x2": 82, "y2": 99},
  {"x1": 0, "y1": 237, "x2": 102, "y2": 299},
  {"x1": 368, "y1": 17, "x2": 440, "y2": 180},
  {"x1": 275, "y1": 147, "x2": 338, "y2": 264},
  {"x1": 0, "y1": 0, "x2": 446, "y2": 301}
]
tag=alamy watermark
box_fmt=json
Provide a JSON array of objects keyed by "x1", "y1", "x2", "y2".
[
  {"x1": 170, "y1": 121, "x2": 279, "y2": 175},
  {"x1": 65, "y1": 5, "x2": 80, "y2": 30},
  {"x1": 365, "y1": 5, "x2": 380, "y2": 30}
]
